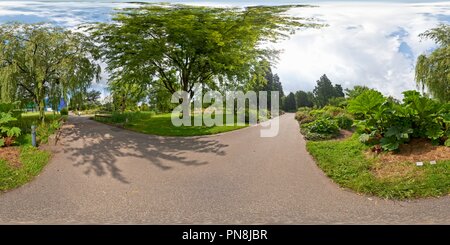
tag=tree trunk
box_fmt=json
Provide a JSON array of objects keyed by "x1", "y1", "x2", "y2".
[
  {"x1": 38, "y1": 81, "x2": 45, "y2": 124},
  {"x1": 121, "y1": 93, "x2": 126, "y2": 113},
  {"x1": 39, "y1": 98, "x2": 45, "y2": 124}
]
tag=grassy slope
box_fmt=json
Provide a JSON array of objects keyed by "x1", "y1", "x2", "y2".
[
  {"x1": 99, "y1": 113, "x2": 247, "y2": 137},
  {"x1": 0, "y1": 146, "x2": 50, "y2": 191},
  {"x1": 306, "y1": 135, "x2": 450, "y2": 199}
]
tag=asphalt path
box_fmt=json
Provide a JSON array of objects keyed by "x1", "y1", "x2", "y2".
[{"x1": 0, "y1": 114, "x2": 448, "y2": 224}]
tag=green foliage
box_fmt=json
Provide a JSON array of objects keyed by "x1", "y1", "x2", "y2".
[
  {"x1": 296, "y1": 106, "x2": 354, "y2": 140},
  {"x1": 307, "y1": 135, "x2": 450, "y2": 199},
  {"x1": 0, "y1": 23, "x2": 100, "y2": 123},
  {"x1": 105, "y1": 111, "x2": 155, "y2": 124},
  {"x1": 295, "y1": 112, "x2": 315, "y2": 124},
  {"x1": 327, "y1": 97, "x2": 347, "y2": 108},
  {"x1": 313, "y1": 74, "x2": 345, "y2": 107},
  {"x1": 1, "y1": 126, "x2": 21, "y2": 138},
  {"x1": 0, "y1": 112, "x2": 21, "y2": 147},
  {"x1": 251, "y1": 63, "x2": 285, "y2": 110},
  {"x1": 415, "y1": 24, "x2": 450, "y2": 102},
  {"x1": 300, "y1": 117, "x2": 340, "y2": 140},
  {"x1": 349, "y1": 90, "x2": 450, "y2": 151},
  {"x1": 295, "y1": 90, "x2": 314, "y2": 108},
  {"x1": 345, "y1": 85, "x2": 373, "y2": 100},
  {"x1": 91, "y1": 4, "x2": 315, "y2": 101},
  {"x1": 303, "y1": 117, "x2": 339, "y2": 135},
  {"x1": 445, "y1": 138, "x2": 450, "y2": 147},
  {"x1": 322, "y1": 105, "x2": 346, "y2": 117},
  {"x1": 0, "y1": 101, "x2": 20, "y2": 113},
  {"x1": 36, "y1": 120, "x2": 63, "y2": 144},
  {"x1": 0, "y1": 112, "x2": 17, "y2": 125},
  {"x1": 283, "y1": 92, "x2": 297, "y2": 112},
  {"x1": 335, "y1": 113, "x2": 353, "y2": 130},
  {"x1": 60, "y1": 107, "x2": 69, "y2": 116},
  {"x1": 347, "y1": 90, "x2": 385, "y2": 117}
]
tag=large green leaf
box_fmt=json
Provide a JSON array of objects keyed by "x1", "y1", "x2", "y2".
[
  {"x1": 385, "y1": 126, "x2": 413, "y2": 140},
  {"x1": 380, "y1": 137, "x2": 400, "y2": 151},
  {"x1": 425, "y1": 124, "x2": 444, "y2": 140},
  {"x1": 445, "y1": 138, "x2": 450, "y2": 147},
  {"x1": 6, "y1": 127, "x2": 21, "y2": 137},
  {"x1": 348, "y1": 90, "x2": 385, "y2": 116},
  {"x1": 0, "y1": 112, "x2": 17, "y2": 125}
]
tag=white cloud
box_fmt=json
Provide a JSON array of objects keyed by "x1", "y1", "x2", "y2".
[{"x1": 273, "y1": 3, "x2": 450, "y2": 98}]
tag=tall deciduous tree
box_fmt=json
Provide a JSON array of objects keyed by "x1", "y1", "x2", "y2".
[
  {"x1": 415, "y1": 24, "x2": 450, "y2": 102},
  {"x1": 91, "y1": 4, "x2": 315, "y2": 99},
  {"x1": 0, "y1": 24, "x2": 100, "y2": 123}
]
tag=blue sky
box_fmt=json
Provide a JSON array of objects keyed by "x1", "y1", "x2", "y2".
[{"x1": 1, "y1": 1, "x2": 450, "y2": 98}]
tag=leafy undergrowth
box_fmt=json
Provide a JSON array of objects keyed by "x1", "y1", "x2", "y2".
[
  {"x1": 0, "y1": 146, "x2": 50, "y2": 191},
  {"x1": 296, "y1": 106, "x2": 354, "y2": 140},
  {"x1": 306, "y1": 134, "x2": 450, "y2": 199}
]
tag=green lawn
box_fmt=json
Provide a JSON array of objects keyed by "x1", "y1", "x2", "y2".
[
  {"x1": 306, "y1": 134, "x2": 450, "y2": 199},
  {"x1": 96, "y1": 112, "x2": 248, "y2": 137},
  {"x1": 0, "y1": 146, "x2": 50, "y2": 191}
]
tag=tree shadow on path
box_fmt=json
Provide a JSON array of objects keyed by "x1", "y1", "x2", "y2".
[{"x1": 60, "y1": 117, "x2": 229, "y2": 184}]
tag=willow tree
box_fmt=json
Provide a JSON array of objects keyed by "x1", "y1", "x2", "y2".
[
  {"x1": 415, "y1": 24, "x2": 450, "y2": 102},
  {"x1": 0, "y1": 23, "x2": 100, "y2": 123},
  {"x1": 110, "y1": 71, "x2": 151, "y2": 112},
  {"x1": 91, "y1": 4, "x2": 316, "y2": 99},
  {"x1": 0, "y1": 69, "x2": 17, "y2": 103}
]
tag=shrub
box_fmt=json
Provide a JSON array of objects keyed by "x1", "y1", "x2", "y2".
[
  {"x1": 0, "y1": 102, "x2": 19, "y2": 113},
  {"x1": 297, "y1": 107, "x2": 312, "y2": 113},
  {"x1": 328, "y1": 97, "x2": 348, "y2": 108},
  {"x1": 298, "y1": 108, "x2": 352, "y2": 140},
  {"x1": 0, "y1": 112, "x2": 21, "y2": 147},
  {"x1": 323, "y1": 105, "x2": 346, "y2": 117},
  {"x1": 108, "y1": 111, "x2": 155, "y2": 124},
  {"x1": 300, "y1": 128, "x2": 337, "y2": 141},
  {"x1": 36, "y1": 120, "x2": 63, "y2": 144},
  {"x1": 60, "y1": 107, "x2": 69, "y2": 116},
  {"x1": 309, "y1": 109, "x2": 329, "y2": 118},
  {"x1": 335, "y1": 113, "x2": 353, "y2": 130},
  {"x1": 302, "y1": 117, "x2": 340, "y2": 135},
  {"x1": 349, "y1": 90, "x2": 450, "y2": 151},
  {"x1": 295, "y1": 111, "x2": 315, "y2": 123}
]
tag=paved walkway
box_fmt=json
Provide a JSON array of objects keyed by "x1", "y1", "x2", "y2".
[{"x1": 0, "y1": 114, "x2": 448, "y2": 224}]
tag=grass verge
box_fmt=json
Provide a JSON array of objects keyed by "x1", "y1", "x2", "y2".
[
  {"x1": 0, "y1": 146, "x2": 50, "y2": 191},
  {"x1": 306, "y1": 134, "x2": 450, "y2": 199},
  {"x1": 95, "y1": 113, "x2": 247, "y2": 137}
]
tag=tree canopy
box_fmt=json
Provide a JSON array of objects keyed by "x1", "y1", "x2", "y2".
[
  {"x1": 91, "y1": 4, "x2": 315, "y2": 99},
  {"x1": 283, "y1": 92, "x2": 297, "y2": 112},
  {"x1": 295, "y1": 90, "x2": 314, "y2": 108},
  {"x1": 312, "y1": 74, "x2": 344, "y2": 107},
  {"x1": 0, "y1": 23, "x2": 100, "y2": 122},
  {"x1": 415, "y1": 24, "x2": 450, "y2": 102},
  {"x1": 345, "y1": 85, "x2": 372, "y2": 100}
]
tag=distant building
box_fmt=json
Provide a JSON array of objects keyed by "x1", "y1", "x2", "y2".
[{"x1": 44, "y1": 98, "x2": 67, "y2": 112}]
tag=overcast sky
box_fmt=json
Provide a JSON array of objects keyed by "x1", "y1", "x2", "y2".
[{"x1": 1, "y1": 1, "x2": 449, "y2": 98}]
